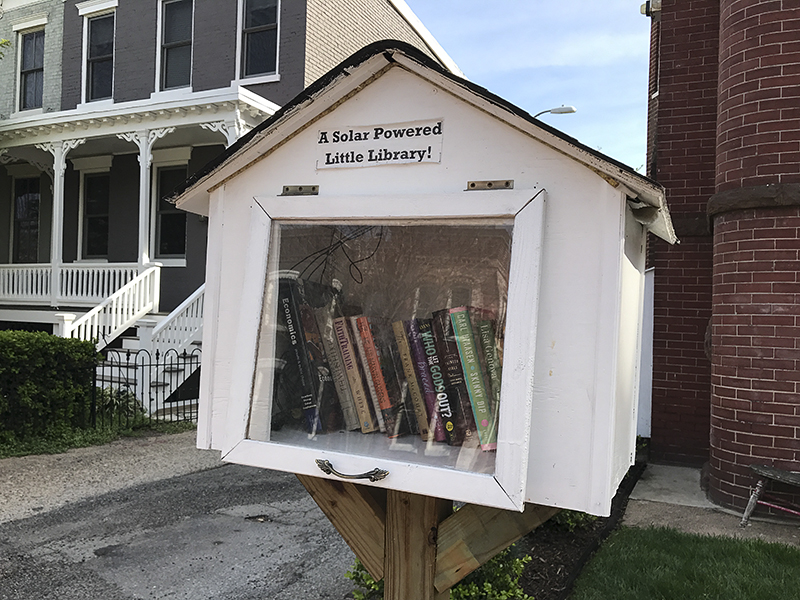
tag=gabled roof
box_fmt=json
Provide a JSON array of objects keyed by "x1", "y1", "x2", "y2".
[{"x1": 173, "y1": 40, "x2": 676, "y2": 244}]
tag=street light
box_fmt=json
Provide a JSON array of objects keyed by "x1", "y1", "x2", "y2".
[{"x1": 533, "y1": 106, "x2": 577, "y2": 119}]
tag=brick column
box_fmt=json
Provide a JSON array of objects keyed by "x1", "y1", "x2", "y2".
[
  {"x1": 709, "y1": 0, "x2": 800, "y2": 509},
  {"x1": 648, "y1": 0, "x2": 720, "y2": 465}
]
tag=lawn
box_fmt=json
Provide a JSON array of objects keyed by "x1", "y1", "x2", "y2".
[{"x1": 571, "y1": 526, "x2": 800, "y2": 600}]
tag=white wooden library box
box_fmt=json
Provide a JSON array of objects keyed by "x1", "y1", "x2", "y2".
[{"x1": 174, "y1": 42, "x2": 675, "y2": 515}]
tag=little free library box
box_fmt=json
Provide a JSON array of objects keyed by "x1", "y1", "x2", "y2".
[{"x1": 174, "y1": 42, "x2": 676, "y2": 517}]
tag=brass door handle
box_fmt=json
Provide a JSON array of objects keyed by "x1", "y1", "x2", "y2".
[{"x1": 315, "y1": 459, "x2": 389, "y2": 482}]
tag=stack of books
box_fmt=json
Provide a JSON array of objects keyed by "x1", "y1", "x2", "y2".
[{"x1": 270, "y1": 272, "x2": 503, "y2": 452}]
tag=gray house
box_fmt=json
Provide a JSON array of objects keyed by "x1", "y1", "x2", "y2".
[{"x1": 0, "y1": 0, "x2": 459, "y2": 361}]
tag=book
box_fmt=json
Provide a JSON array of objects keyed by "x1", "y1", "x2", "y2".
[
  {"x1": 418, "y1": 317, "x2": 463, "y2": 445},
  {"x1": 275, "y1": 273, "x2": 320, "y2": 434},
  {"x1": 298, "y1": 302, "x2": 343, "y2": 433},
  {"x1": 476, "y1": 317, "x2": 502, "y2": 414},
  {"x1": 392, "y1": 320, "x2": 431, "y2": 440},
  {"x1": 450, "y1": 307, "x2": 496, "y2": 451},
  {"x1": 350, "y1": 316, "x2": 387, "y2": 433},
  {"x1": 354, "y1": 315, "x2": 405, "y2": 436},
  {"x1": 379, "y1": 325, "x2": 415, "y2": 437},
  {"x1": 333, "y1": 316, "x2": 377, "y2": 433},
  {"x1": 406, "y1": 319, "x2": 445, "y2": 442},
  {"x1": 431, "y1": 309, "x2": 477, "y2": 446},
  {"x1": 314, "y1": 305, "x2": 360, "y2": 431}
]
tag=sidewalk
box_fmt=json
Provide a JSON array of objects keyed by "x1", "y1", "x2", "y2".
[
  {"x1": 0, "y1": 431, "x2": 222, "y2": 524},
  {"x1": 624, "y1": 463, "x2": 800, "y2": 547}
]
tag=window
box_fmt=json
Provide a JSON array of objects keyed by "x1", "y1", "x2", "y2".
[
  {"x1": 12, "y1": 178, "x2": 41, "y2": 263},
  {"x1": 161, "y1": 0, "x2": 193, "y2": 89},
  {"x1": 82, "y1": 173, "x2": 110, "y2": 258},
  {"x1": 87, "y1": 13, "x2": 114, "y2": 101},
  {"x1": 156, "y1": 166, "x2": 188, "y2": 257},
  {"x1": 20, "y1": 30, "x2": 44, "y2": 110},
  {"x1": 241, "y1": 0, "x2": 278, "y2": 77}
]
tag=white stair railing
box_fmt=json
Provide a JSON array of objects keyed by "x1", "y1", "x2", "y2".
[
  {"x1": 150, "y1": 284, "x2": 205, "y2": 358},
  {"x1": 61, "y1": 265, "x2": 161, "y2": 350}
]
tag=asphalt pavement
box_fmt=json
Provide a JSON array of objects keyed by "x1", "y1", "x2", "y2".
[
  {"x1": 0, "y1": 432, "x2": 356, "y2": 600},
  {"x1": 3, "y1": 432, "x2": 800, "y2": 600}
]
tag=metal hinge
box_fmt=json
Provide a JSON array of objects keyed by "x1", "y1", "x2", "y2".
[
  {"x1": 466, "y1": 180, "x2": 514, "y2": 191},
  {"x1": 281, "y1": 185, "x2": 319, "y2": 196}
]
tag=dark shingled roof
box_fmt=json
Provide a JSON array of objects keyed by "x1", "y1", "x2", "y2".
[{"x1": 171, "y1": 39, "x2": 659, "y2": 203}]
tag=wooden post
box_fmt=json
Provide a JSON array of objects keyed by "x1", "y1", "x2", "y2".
[
  {"x1": 384, "y1": 490, "x2": 451, "y2": 600},
  {"x1": 299, "y1": 475, "x2": 557, "y2": 598}
]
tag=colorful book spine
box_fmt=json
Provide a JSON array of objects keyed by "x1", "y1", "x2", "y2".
[
  {"x1": 314, "y1": 307, "x2": 360, "y2": 431},
  {"x1": 333, "y1": 316, "x2": 376, "y2": 433},
  {"x1": 450, "y1": 307, "x2": 496, "y2": 451},
  {"x1": 477, "y1": 318, "x2": 502, "y2": 413},
  {"x1": 349, "y1": 316, "x2": 386, "y2": 433},
  {"x1": 277, "y1": 275, "x2": 319, "y2": 434},
  {"x1": 355, "y1": 316, "x2": 400, "y2": 436},
  {"x1": 419, "y1": 318, "x2": 461, "y2": 445},
  {"x1": 431, "y1": 309, "x2": 476, "y2": 446},
  {"x1": 406, "y1": 319, "x2": 445, "y2": 442},
  {"x1": 392, "y1": 320, "x2": 431, "y2": 440}
]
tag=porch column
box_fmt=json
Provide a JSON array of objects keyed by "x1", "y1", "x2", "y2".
[
  {"x1": 36, "y1": 139, "x2": 86, "y2": 306},
  {"x1": 117, "y1": 128, "x2": 175, "y2": 269}
]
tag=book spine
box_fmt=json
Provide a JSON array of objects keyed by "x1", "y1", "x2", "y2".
[
  {"x1": 431, "y1": 309, "x2": 476, "y2": 446},
  {"x1": 477, "y1": 319, "x2": 502, "y2": 413},
  {"x1": 277, "y1": 276, "x2": 320, "y2": 434},
  {"x1": 450, "y1": 307, "x2": 496, "y2": 451},
  {"x1": 315, "y1": 307, "x2": 360, "y2": 431},
  {"x1": 298, "y1": 303, "x2": 343, "y2": 433},
  {"x1": 392, "y1": 320, "x2": 431, "y2": 440},
  {"x1": 350, "y1": 316, "x2": 386, "y2": 433},
  {"x1": 419, "y1": 318, "x2": 461, "y2": 445},
  {"x1": 406, "y1": 319, "x2": 446, "y2": 442},
  {"x1": 333, "y1": 317, "x2": 376, "y2": 433},
  {"x1": 356, "y1": 316, "x2": 398, "y2": 436}
]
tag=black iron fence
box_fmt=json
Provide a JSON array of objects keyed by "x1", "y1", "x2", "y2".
[{"x1": 93, "y1": 347, "x2": 201, "y2": 429}]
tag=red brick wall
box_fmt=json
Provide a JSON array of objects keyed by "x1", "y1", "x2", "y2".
[
  {"x1": 648, "y1": 0, "x2": 720, "y2": 464},
  {"x1": 709, "y1": 0, "x2": 800, "y2": 509},
  {"x1": 710, "y1": 207, "x2": 800, "y2": 509},
  {"x1": 717, "y1": 0, "x2": 800, "y2": 191}
]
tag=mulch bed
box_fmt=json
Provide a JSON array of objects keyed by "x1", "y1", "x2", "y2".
[{"x1": 515, "y1": 461, "x2": 646, "y2": 600}]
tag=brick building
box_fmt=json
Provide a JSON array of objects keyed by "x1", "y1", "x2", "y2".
[{"x1": 645, "y1": 0, "x2": 800, "y2": 509}]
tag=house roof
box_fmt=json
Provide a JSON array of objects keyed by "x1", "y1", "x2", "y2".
[{"x1": 172, "y1": 40, "x2": 676, "y2": 244}]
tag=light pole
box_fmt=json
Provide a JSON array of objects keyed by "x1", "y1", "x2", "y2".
[{"x1": 533, "y1": 106, "x2": 577, "y2": 119}]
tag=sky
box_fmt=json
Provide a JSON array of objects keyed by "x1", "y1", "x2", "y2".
[{"x1": 405, "y1": 0, "x2": 652, "y2": 172}]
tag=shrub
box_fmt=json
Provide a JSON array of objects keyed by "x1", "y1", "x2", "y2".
[
  {"x1": 551, "y1": 509, "x2": 598, "y2": 532},
  {"x1": 346, "y1": 545, "x2": 532, "y2": 600},
  {"x1": 0, "y1": 330, "x2": 98, "y2": 439}
]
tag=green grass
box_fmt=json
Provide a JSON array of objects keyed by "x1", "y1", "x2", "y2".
[
  {"x1": 571, "y1": 526, "x2": 800, "y2": 600},
  {"x1": 0, "y1": 421, "x2": 196, "y2": 459}
]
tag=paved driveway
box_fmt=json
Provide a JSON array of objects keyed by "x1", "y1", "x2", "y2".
[{"x1": 0, "y1": 435, "x2": 356, "y2": 599}]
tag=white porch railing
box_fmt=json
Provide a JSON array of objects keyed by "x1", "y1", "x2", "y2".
[
  {"x1": 59, "y1": 265, "x2": 161, "y2": 349},
  {"x1": 59, "y1": 264, "x2": 139, "y2": 304},
  {"x1": 0, "y1": 265, "x2": 50, "y2": 303},
  {"x1": 0, "y1": 263, "x2": 139, "y2": 306},
  {"x1": 150, "y1": 284, "x2": 205, "y2": 358}
]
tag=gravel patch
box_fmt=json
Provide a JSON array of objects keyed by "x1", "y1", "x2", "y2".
[{"x1": 0, "y1": 431, "x2": 222, "y2": 524}]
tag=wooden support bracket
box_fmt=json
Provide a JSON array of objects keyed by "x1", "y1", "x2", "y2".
[
  {"x1": 297, "y1": 474, "x2": 387, "y2": 580},
  {"x1": 298, "y1": 475, "x2": 559, "y2": 599},
  {"x1": 435, "y1": 502, "x2": 560, "y2": 592}
]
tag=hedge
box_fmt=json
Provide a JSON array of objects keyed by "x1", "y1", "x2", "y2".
[{"x1": 0, "y1": 331, "x2": 98, "y2": 439}]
